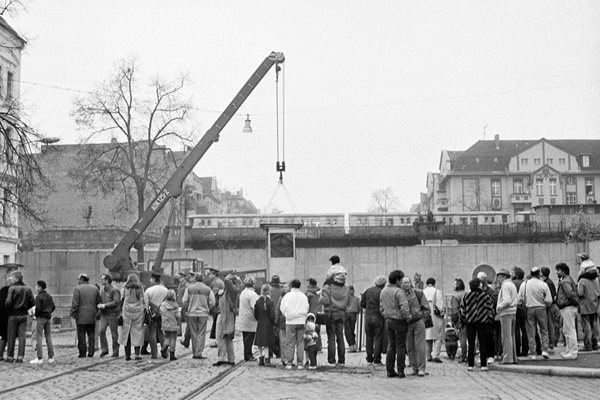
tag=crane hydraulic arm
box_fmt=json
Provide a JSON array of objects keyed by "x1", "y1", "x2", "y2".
[{"x1": 103, "y1": 51, "x2": 285, "y2": 279}]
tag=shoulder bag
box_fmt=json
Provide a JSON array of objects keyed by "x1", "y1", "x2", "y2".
[
  {"x1": 433, "y1": 289, "x2": 444, "y2": 317},
  {"x1": 416, "y1": 290, "x2": 434, "y2": 328}
]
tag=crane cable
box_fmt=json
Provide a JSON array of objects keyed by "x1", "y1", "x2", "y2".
[{"x1": 264, "y1": 63, "x2": 302, "y2": 225}]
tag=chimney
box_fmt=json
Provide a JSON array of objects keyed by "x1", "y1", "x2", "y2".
[
  {"x1": 110, "y1": 137, "x2": 118, "y2": 144},
  {"x1": 494, "y1": 134, "x2": 500, "y2": 150}
]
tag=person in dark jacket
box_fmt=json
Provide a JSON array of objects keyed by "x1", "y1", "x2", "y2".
[
  {"x1": 0, "y1": 274, "x2": 14, "y2": 361},
  {"x1": 511, "y1": 267, "x2": 528, "y2": 357},
  {"x1": 305, "y1": 278, "x2": 322, "y2": 351},
  {"x1": 97, "y1": 274, "x2": 121, "y2": 358},
  {"x1": 459, "y1": 278, "x2": 494, "y2": 371},
  {"x1": 4, "y1": 270, "x2": 35, "y2": 363},
  {"x1": 555, "y1": 263, "x2": 579, "y2": 359},
  {"x1": 71, "y1": 273, "x2": 101, "y2": 358},
  {"x1": 254, "y1": 283, "x2": 276, "y2": 367},
  {"x1": 541, "y1": 267, "x2": 560, "y2": 349},
  {"x1": 360, "y1": 275, "x2": 386, "y2": 364},
  {"x1": 577, "y1": 262, "x2": 600, "y2": 352},
  {"x1": 31, "y1": 280, "x2": 56, "y2": 364}
]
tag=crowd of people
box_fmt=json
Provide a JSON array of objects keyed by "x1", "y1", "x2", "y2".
[{"x1": 0, "y1": 251, "x2": 598, "y2": 379}]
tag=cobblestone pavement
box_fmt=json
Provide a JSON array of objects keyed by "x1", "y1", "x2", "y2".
[{"x1": 1, "y1": 327, "x2": 598, "y2": 400}]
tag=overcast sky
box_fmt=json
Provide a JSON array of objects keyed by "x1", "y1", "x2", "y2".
[{"x1": 11, "y1": 0, "x2": 600, "y2": 214}]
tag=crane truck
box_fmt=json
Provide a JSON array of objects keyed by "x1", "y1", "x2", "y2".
[{"x1": 103, "y1": 51, "x2": 285, "y2": 281}]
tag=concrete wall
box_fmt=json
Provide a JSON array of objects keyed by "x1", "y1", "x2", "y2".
[{"x1": 17, "y1": 240, "x2": 596, "y2": 297}]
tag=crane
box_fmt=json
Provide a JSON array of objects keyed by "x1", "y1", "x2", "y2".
[{"x1": 103, "y1": 51, "x2": 285, "y2": 280}]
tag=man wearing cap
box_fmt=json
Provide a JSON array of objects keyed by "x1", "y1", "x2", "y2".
[
  {"x1": 71, "y1": 273, "x2": 101, "y2": 358},
  {"x1": 555, "y1": 263, "x2": 579, "y2": 359},
  {"x1": 495, "y1": 269, "x2": 518, "y2": 364},
  {"x1": 239, "y1": 276, "x2": 259, "y2": 361},
  {"x1": 144, "y1": 273, "x2": 168, "y2": 359},
  {"x1": 517, "y1": 267, "x2": 552, "y2": 360},
  {"x1": 576, "y1": 260, "x2": 599, "y2": 352},
  {"x1": 182, "y1": 273, "x2": 216, "y2": 359},
  {"x1": 360, "y1": 275, "x2": 386, "y2": 364}
]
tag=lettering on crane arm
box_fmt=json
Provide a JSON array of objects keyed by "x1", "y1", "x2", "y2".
[{"x1": 151, "y1": 189, "x2": 170, "y2": 212}]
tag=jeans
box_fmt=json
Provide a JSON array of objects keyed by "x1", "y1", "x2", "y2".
[
  {"x1": 499, "y1": 314, "x2": 516, "y2": 364},
  {"x1": 242, "y1": 331, "x2": 256, "y2": 361},
  {"x1": 546, "y1": 304, "x2": 559, "y2": 348},
  {"x1": 147, "y1": 318, "x2": 165, "y2": 358},
  {"x1": 458, "y1": 325, "x2": 468, "y2": 361},
  {"x1": 385, "y1": 318, "x2": 408, "y2": 374},
  {"x1": 99, "y1": 315, "x2": 119, "y2": 355},
  {"x1": 526, "y1": 307, "x2": 549, "y2": 354},
  {"x1": 187, "y1": 316, "x2": 208, "y2": 357},
  {"x1": 581, "y1": 313, "x2": 599, "y2": 350},
  {"x1": 326, "y1": 315, "x2": 346, "y2": 364},
  {"x1": 560, "y1": 306, "x2": 578, "y2": 355},
  {"x1": 285, "y1": 324, "x2": 305, "y2": 365},
  {"x1": 36, "y1": 317, "x2": 54, "y2": 359},
  {"x1": 466, "y1": 322, "x2": 488, "y2": 368},
  {"x1": 344, "y1": 313, "x2": 357, "y2": 347},
  {"x1": 77, "y1": 323, "x2": 96, "y2": 356},
  {"x1": 364, "y1": 314, "x2": 384, "y2": 363},
  {"x1": 7, "y1": 315, "x2": 28, "y2": 359},
  {"x1": 406, "y1": 319, "x2": 427, "y2": 373},
  {"x1": 515, "y1": 313, "x2": 529, "y2": 356}
]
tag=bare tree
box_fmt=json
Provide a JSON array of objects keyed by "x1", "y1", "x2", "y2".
[
  {"x1": 1, "y1": 97, "x2": 48, "y2": 226},
  {"x1": 70, "y1": 58, "x2": 194, "y2": 257},
  {"x1": 368, "y1": 187, "x2": 400, "y2": 212},
  {"x1": 0, "y1": 0, "x2": 26, "y2": 17}
]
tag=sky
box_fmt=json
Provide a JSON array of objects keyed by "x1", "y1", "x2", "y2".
[{"x1": 10, "y1": 0, "x2": 600, "y2": 215}]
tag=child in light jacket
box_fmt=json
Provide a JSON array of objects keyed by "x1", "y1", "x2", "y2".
[{"x1": 160, "y1": 289, "x2": 181, "y2": 361}]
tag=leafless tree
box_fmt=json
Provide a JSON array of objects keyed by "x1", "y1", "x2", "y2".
[
  {"x1": 1, "y1": 97, "x2": 49, "y2": 226},
  {"x1": 369, "y1": 187, "x2": 400, "y2": 212},
  {"x1": 0, "y1": 0, "x2": 26, "y2": 17},
  {"x1": 70, "y1": 58, "x2": 194, "y2": 256}
]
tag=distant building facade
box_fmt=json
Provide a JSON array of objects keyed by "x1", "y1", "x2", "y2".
[
  {"x1": 0, "y1": 17, "x2": 25, "y2": 263},
  {"x1": 425, "y1": 135, "x2": 600, "y2": 222}
]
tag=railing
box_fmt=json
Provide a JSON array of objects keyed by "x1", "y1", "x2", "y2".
[{"x1": 510, "y1": 193, "x2": 532, "y2": 203}]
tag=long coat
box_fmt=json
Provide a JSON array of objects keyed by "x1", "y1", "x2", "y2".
[
  {"x1": 71, "y1": 283, "x2": 101, "y2": 325},
  {"x1": 253, "y1": 296, "x2": 275, "y2": 347},
  {"x1": 0, "y1": 285, "x2": 9, "y2": 339},
  {"x1": 118, "y1": 286, "x2": 145, "y2": 346}
]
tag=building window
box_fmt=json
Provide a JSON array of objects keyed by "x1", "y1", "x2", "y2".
[
  {"x1": 549, "y1": 178, "x2": 557, "y2": 196},
  {"x1": 521, "y1": 158, "x2": 528, "y2": 166},
  {"x1": 546, "y1": 158, "x2": 553, "y2": 165},
  {"x1": 566, "y1": 193, "x2": 577, "y2": 204},
  {"x1": 539, "y1": 198, "x2": 544, "y2": 205},
  {"x1": 559, "y1": 158, "x2": 566, "y2": 165},
  {"x1": 438, "y1": 182, "x2": 446, "y2": 191},
  {"x1": 6, "y1": 71, "x2": 13, "y2": 100},
  {"x1": 585, "y1": 178, "x2": 594, "y2": 196},
  {"x1": 536, "y1": 179, "x2": 544, "y2": 196},
  {"x1": 491, "y1": 179, "x2": 501, "y2": 197},
  {"x1": 534, "y1": 158, "x2": 541, "y2": 165},
  {"x1": 513, "y1": 179, "x2": 523, "y2": 194},
  {"x1": 566, "y1": 176, "x2": 576, "y2": 185},
  {"x1": 582, "y1": 155, "x2": 590, "y2": 167},
  {"x1": 3, "y1": 255, "x2": 8, "y2": 264}
]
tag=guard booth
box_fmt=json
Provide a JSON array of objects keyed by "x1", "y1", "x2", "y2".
[{"x1": 260, "y1": 222, "x2": 303, "y2": 283}]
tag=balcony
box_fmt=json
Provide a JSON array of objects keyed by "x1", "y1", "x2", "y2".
[{"x1": 511, "y1": 192, "x2": 531, "y2": 203}]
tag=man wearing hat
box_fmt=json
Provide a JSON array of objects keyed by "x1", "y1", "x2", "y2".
[
  {"x1": 495, "y1": 269, "x2": 518, "y2": 364},
  {"x1": 269, "y1": 275, "x2": 283, "y2": 358},
  {"x1": 360, "y1": 275, "x2": 386, "y2": 364},
  {"x1": 71, "y1": 273, "x2": 101, "y2": 358},
  {"x1": 517, "y1": 267, "x2": 552, "y2": 360}
]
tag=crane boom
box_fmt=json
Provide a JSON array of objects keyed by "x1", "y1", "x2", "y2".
[{"x1": 104, "y1": 51, "x2": 285, "y2": 279}]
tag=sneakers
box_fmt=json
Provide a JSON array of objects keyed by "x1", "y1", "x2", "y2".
[
  {"x1": 467, "y1": 367, "x2": 473, "y2": 371},
  {"x1": 481, "y1": 366, "x2": 489, "y2": 371},
  {"x1": 560, "y1": 352, "x2": 577, "y2": 360},
  {"x1": 48, "y1": 358, "x2": 55, "y2": 364},
  {"x1": 487, "y1": 357, "x2": 494, "y2": 364},
  {"x1": 529, "y1": 355, "x2": 537, "y2": 360},
  {"x1": 308, "y1": 365, "x2": 317, "y2": 370},
  {"x1": 285, "y1": 364, "x2": 293, "y2": 370},
  {"x1": 541, "y1": 351, "x2": 550, "y2": 360},
  {"x1": 30, "y1": 358, "x2": 43, "y2": 365},
  {"x1": 417, "y1": 370, "x2": 427, "y2": 377},
  {"x1": 336, "y1": 363, "x2": 345, "y2": 368},
  {"x1": 297, "y1": 365, "x2": 304, "y2": 370}
]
